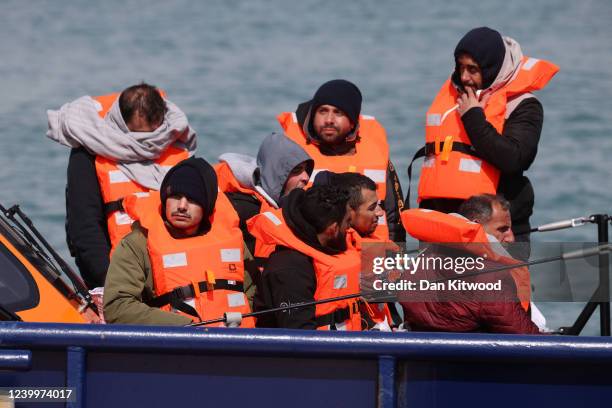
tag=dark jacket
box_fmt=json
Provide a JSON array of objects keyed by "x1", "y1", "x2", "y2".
[
  {"x1": 65, "y1": 147, "x2": 110, "y2": 289},
  {"x1": 420, "y1": 97, "x2": 543, "y2": 236},
  {"x1": 400, "y1": 247, "x2": 540, "y2": 334},
  {"x1": 254, "y1": 189, "x2": 342, "y2": 329}
]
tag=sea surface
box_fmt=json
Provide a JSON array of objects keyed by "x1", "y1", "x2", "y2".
[{"x1": 0, "y1": 0, "x2": 610, "y2": 334}]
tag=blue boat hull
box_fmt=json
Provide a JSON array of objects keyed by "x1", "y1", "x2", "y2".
[{"x1": 1, "y1": 322, "x2": 612, "y2": 408}]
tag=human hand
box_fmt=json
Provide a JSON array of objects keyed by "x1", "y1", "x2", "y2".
[{"x1": 457, "y1": 87, "x2": 490, "y2": 116}]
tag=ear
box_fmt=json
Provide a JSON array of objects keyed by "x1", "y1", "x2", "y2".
[{"x1": 323, "y1": 221, "x2": 340, "y2": 239}]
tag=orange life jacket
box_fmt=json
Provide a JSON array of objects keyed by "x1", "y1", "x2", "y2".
[
  {"x1": 124, "y1": 191, "x2": 254, "y2": 328},
  {"x1": 416, "y1": 57, "x2": 558, "y2": 202},
  {"x1": 347, "y1": 229, "x2": 397, "y2": 327},
  {"x1": 278, "y1": 112, "x2": 390, "y2": 239},
  {"x1": 92, "y1": 93, "x2": 189, "y2": 253},
  {"x1": 401, "y1": 208, "x2": 530, "y2": 310},
  {"x1": 214, "y1": 161, "x2": 276, "y2": 259},
  {"x1": 247, "y1": 209, "x2": 362, "y2": 330}
]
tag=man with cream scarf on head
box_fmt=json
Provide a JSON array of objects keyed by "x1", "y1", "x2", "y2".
[{"x1": 47, "y1": 83, "x2": 197, "y2": 291}]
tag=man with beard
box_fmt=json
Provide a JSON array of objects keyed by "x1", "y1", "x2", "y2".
[
  {"x1": 314, "y1": 171, "x2": 402, "y2": 329},
  {"x1": 277, "y1": 79, "x2": 405, "y2": 242},
  {"x1": 413, "y1": 27, "x2": 558, "y2": 245},
  {"x1": 248, "y1": 185, "x2": 363, "y2": 330},
  {"x1": 215, "y1": 132, "x2": 314, "y2": 256}
]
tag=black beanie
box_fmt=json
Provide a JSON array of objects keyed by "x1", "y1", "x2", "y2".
[
  {"x1": 453, "y1": 27, "x2": 506, "y2": 89},
  {"x1": 162, "y1": 165, "x2": 208, "y2": 210},
  {"x1": 160, "y1": 157, "x2": 218, "y2": 234},
  {"x1": 311, "y1": 79, "x2": 362, "y2": 125}
]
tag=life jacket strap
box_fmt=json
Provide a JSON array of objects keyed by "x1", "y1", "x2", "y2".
[
  {"x1": 315, "y1": 301, "x2": 360, "y2": 330},
  {"x1": 405, "y1": 142, "x2": 482, "y2": 208},
  {"x1": 147, "y1": 280, "x2": 245, "y2": 310},
  {"x1": 103, "y1": 199, "x2": 124, "y2": 216}
]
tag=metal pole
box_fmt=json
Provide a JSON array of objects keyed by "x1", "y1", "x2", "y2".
[{"x1": 595, "y1": 215, "x2": 610, "y2": 336}]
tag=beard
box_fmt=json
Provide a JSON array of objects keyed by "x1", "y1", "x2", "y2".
[{"x1": 327, "y1": 230, "x2": 348, "y2": 252}]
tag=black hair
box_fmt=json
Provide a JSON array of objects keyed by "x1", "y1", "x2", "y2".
[
  {"x1": 299, "y1": 185, "x2": 350, "y2": 234},
  {"x1": 458, "y1": 194, "x2": 510, "y2": 223},
  {"x1": 332, "y1": 173, "x2": 377, "y2": 210},
  {"x1": 119, "y1": 82, "x2": 167, "y2": 127}
]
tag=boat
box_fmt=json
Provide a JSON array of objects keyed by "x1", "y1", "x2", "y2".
[{"x1": 1, "y1": 202, "x2": 611, "y2": 407}]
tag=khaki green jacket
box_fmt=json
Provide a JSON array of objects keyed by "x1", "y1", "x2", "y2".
[{"x1": 104, "y1": 223, "x2": 255, "y2": 326}]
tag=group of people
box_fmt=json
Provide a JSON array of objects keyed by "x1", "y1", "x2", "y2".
[{"x1": 47, "y1": 27, "x2": 558, "y2": 334}]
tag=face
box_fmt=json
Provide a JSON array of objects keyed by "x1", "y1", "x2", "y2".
[
  {"x1": 325, "y1": 207, "x2": 352, "y2": 251},
  {"x1": 312, "y1": 104, "x2": 354, "y2": 145},
  {"x1": 281, "y1": 161, "x2": 311, "y2": 197},
  {"x1": 350, "y1": 188, "x2": 384, "y2": 237},
  {"x1": 479, "y1": 202, "x2": 515, "y2": 244},
  {"x1": 456, "y1": 53, "x2": 483, "y2": 91},
  {"x1": 126, "y1": 113, "x2": 161, "y2": 132},
  {"x1": 164, "y1": 194, "x2": 204, "y2": 236}
]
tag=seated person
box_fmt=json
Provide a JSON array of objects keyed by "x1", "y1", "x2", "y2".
[
  {"x1": 248, "y1": 185, "x2": 362, "y2": 330},
  {"x1": 399, "y1": 194, "x2": 540, "y2": 334},
  {"x1": 104, "y1": 157, "x2": 253, "y2": 327}
]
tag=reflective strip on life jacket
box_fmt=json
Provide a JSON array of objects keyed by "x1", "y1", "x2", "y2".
[
  {"x1": 277, "y1": 112, "x2": 390, "y2": 239},
  {"x1": 411, "y1": 56, "x2": 558, "y2": 204},
  {"x1": 247, "y1": 209, "x2": 362, "y2": 330},
  {"x1": 91, "y1": 93, "x2": 189, "y2": 252},
  {"x1": 124, "y1": 191, "x2": 254, "y2": 328}
]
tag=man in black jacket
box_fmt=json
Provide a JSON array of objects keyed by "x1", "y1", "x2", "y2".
[
  {"x1": 48, "y1": 83, "x2": 196, "y2": 289},
  {"x1": 254, "y1": 185, "x2": 353, "y2": 329},
  {"x1": 418, "y1": 27, "x2": 557, "y2": 243}
]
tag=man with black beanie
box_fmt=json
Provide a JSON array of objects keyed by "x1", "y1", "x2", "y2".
[
  {"x1": 277, "y1": 79, "x2": 406, "y2": 243},
  {"x1": 104, "y1": 157, "x2": 254, "y2": 326},
  {"x1": 414, "y1": 27, "x2": 558, "y2": 250}
]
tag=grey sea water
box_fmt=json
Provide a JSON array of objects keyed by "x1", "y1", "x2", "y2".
[{"x1": 0, "y1": 0, "x2": 610, "y2": 334}]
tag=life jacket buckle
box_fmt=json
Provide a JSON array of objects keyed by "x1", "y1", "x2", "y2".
[
  {"x1": 205, "y1": 269, "x2": 216, "y2": 291},
  {"x1": 440, "y1": 135, "x2": 454, "y2": 163}
]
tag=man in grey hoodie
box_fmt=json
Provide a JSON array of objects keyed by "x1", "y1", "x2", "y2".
[{"x1": 215, "y1": 132, "x2": 314, "y2": 256}]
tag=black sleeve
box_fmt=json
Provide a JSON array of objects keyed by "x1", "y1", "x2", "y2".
[
  {"x1": 65, "y1": 147, "x2": 110, "y2": 289},
  {"x1": 256, "y1": 247, "x2": 317, "y2": 329},
  {"x1": 384, "y1": 160, "x2": 406, "y2": 242},
  {"x1": 461, "y1": 98, "x2": 543, "y2": 174}
]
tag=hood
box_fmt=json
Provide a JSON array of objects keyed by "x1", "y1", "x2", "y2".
[
  {"x1": 254, "y1": 132, "x2": 313, "y2": 206},
  {"x1": 452, "y1": 30, "x2": 524, "y2": 94},
  {"x1": 160, "y1": 157, "x2": 218, "y2": 234},
  {"x1": 487, "y1": 36, "x2": 524, "y2": 92},
  {"x1": 218, "y1": 152, "x2": 257, "y2": 190},
  {"x1": 281, "y1": 189, "x2": 341, "y2": 255}
]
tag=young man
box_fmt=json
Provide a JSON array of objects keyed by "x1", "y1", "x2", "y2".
[
  {"x1": 414, "y1": 27, "x2": 558, "y2": 242},
  {"x1": 47, "y1": 83, "x2": 196, "y2": 289},
  {"x1": 215, "y1": 132, "x2": 314, "y2": 256},
  {"x1": 103, "y1": 158, "x2": 252, "y2": 327},
  {"x1": 277, "y1": 79, "x2": 405, "y2": 242},
  {"x1": 248, "y1": 185, "x2": 362, "y2": 330}
]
